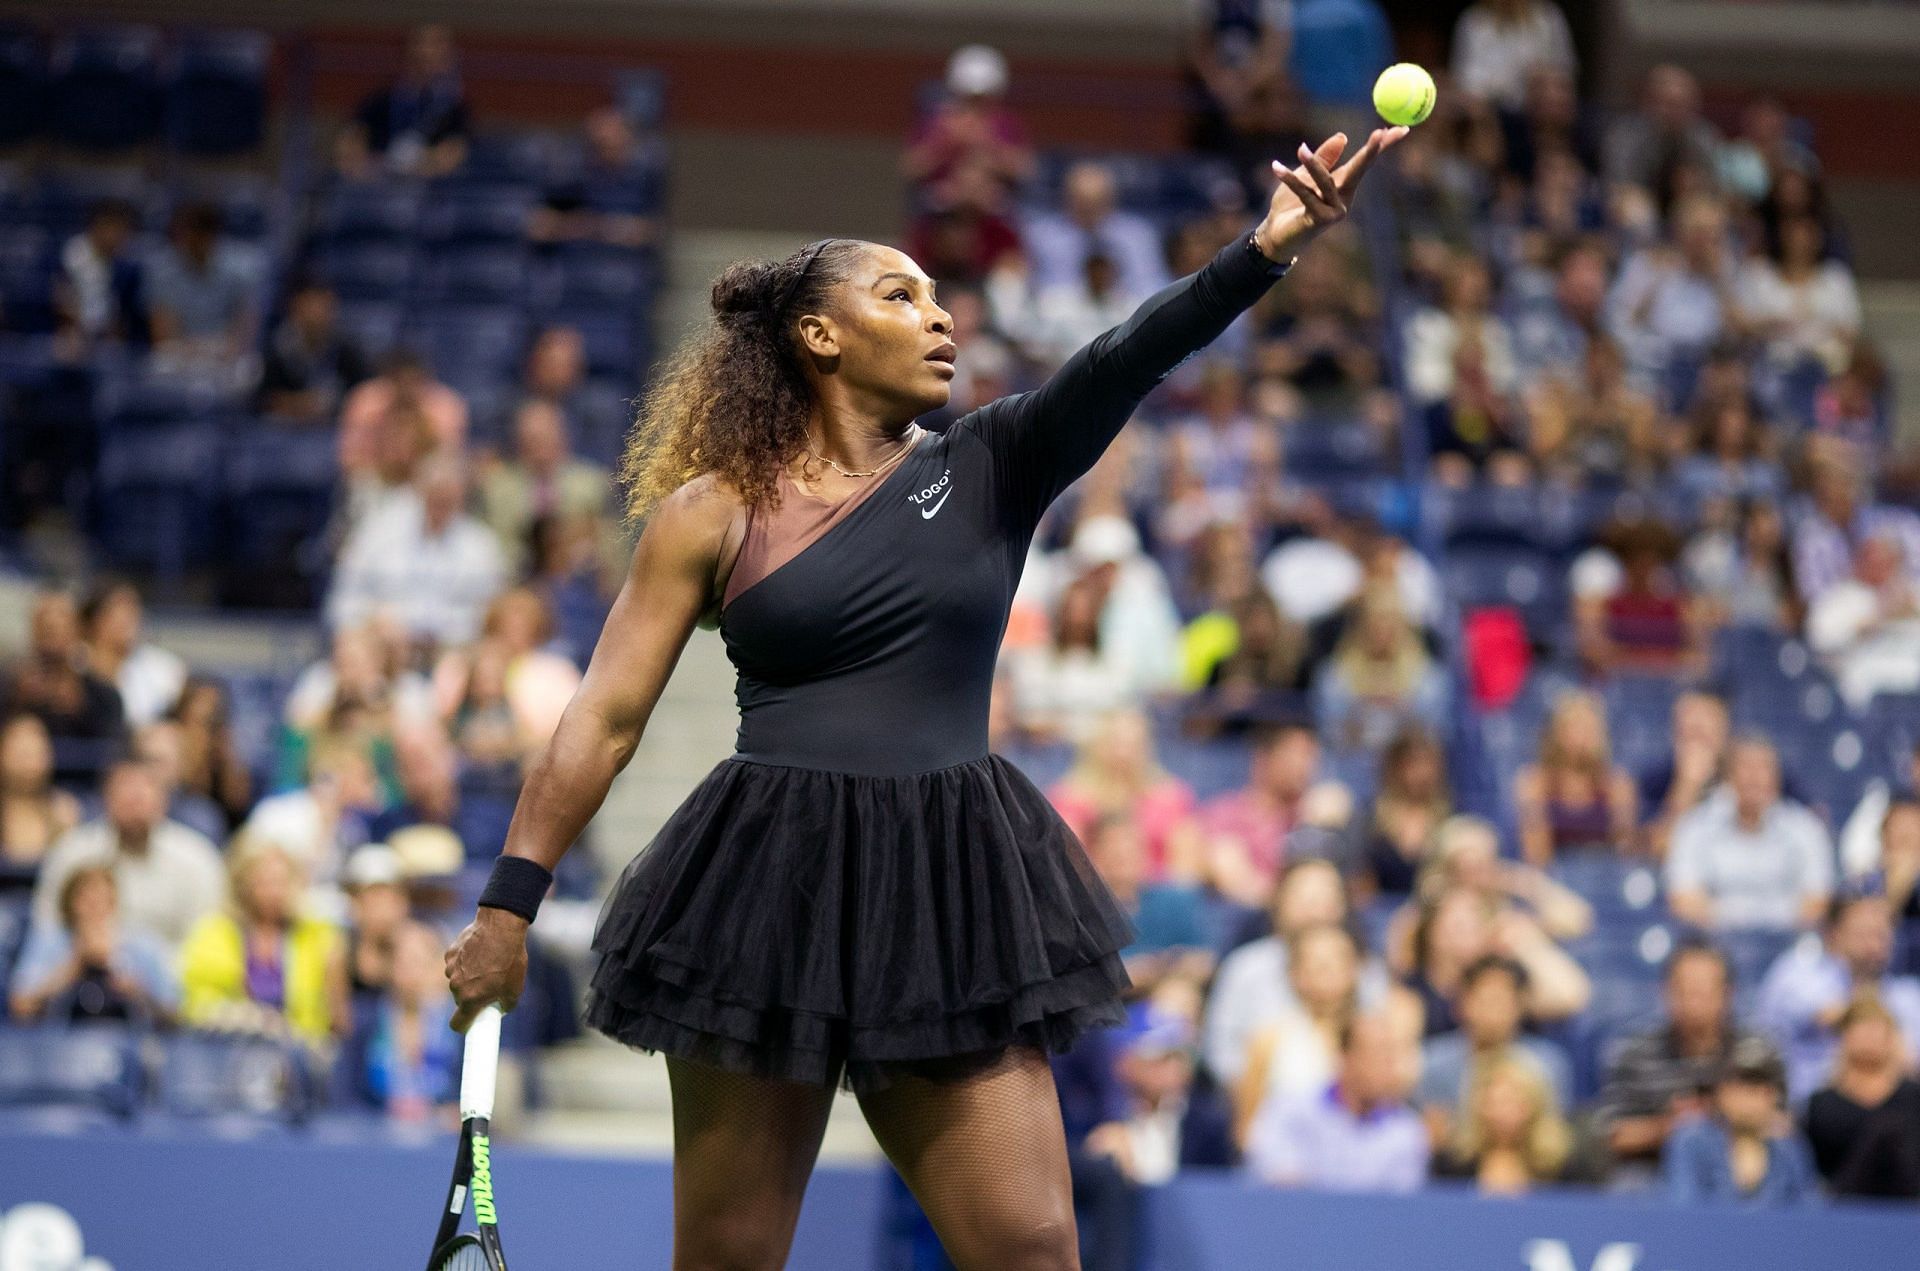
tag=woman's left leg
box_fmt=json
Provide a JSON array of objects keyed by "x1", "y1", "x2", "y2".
[{"x1": 855, "y1": 1045, "x2": 1080, "y2": 1271}]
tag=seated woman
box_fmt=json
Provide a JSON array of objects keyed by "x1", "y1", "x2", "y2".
[
  {"x1": 1009, "y1": 574, "x2": 1136, "y2": 746},
  {"x1": 1181, "y1": 588, "x2": 1307, "y2": 740},
  {"x1": 1354, "y1": 727, "x2": 1454, "y2": 901},
  {"x1": 432, "y1": 587, "x2": 584, "y2": 755},
  {"x1": 1802, "y1": 994, "x2": 1920, "y2": 1200},
  {"x1": 1431, "y1": 1053, "x2": 1575, "y2": 1194},
  {"x1": 1576, "y1": 519, "x2": 1707, "y2": 677},
  {"x1": 179, "y1": 840, "x2": 342, "y2": 1047},
  {"x1": 1390, "y1": 816, "x2": 1593, "y2": 962},
  {"x1": 8, "y1": 865, "x2": 178, "y2": 1025},
  {"x1": 1050, "y1": 708, "x2": 1204, "y2": 884},
  {"x1": 1313, "y1": 587, "x2": 1449, "y2": 753},
  {"x1": 1231, "y1": 923, "x2": 1361, "y2": 1148},
  {"x1": 1401, "y1": 883, "x2": 1590, "y2": 1038},
  {"x1": 336, "y1": 920, "x2": 462, "y2": 1123},
  {"x1": 0, "y1": 713, "x2": 81, "y2": 880},
  {"x1": 1082, "y1": 813, "x2": 1213, "y2": 998},
  {"x1": 1682, "y1": 497, "x2": 1801, "y2": 635},
  {"x1": 1511, "y1": 689, "x2": 1638, "y2": 864}
]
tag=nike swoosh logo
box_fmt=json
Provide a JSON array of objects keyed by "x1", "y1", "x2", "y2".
[{"x1": 919, "y1": 489, "x2": 953, "y2": 520}]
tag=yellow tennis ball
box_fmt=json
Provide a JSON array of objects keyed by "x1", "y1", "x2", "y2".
[{"x1": 1373, "y1": 62, "x2": 1436, "y2": 127}]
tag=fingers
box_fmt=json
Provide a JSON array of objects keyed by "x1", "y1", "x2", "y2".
[
  {"x1": 1295, "y1": 141, "x2": 1342, "y2": 208},
  {"x1": 450, "y1": 996, "x2": 485, "y2": 1034},
  {"x1": 1273, "y1": 163, "x2": 1338, "y2": 221}
]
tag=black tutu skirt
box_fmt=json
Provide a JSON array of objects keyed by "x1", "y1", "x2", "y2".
[{"x1": 584, "y1": 753, "x2": 1135, "y2": 1093}]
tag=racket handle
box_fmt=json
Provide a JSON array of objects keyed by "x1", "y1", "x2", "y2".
[{"x1": 460, "y1": 1004, "x2": 503, "y2": 1120}]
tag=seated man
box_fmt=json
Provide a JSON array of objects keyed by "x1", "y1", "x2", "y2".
[
  {"x1": 1803, "y1": 994, "x2": 1920, "y2": 1199},
  {"x1": 1245, "y1": 1012, "x2": 1428, "y2": 1192},
  {"x1": 1416, "y1": 954, "x2": 1573, "y2": 1144},
  {"x1": 1663, "y1": 1036, "x2": 1820, "y2": 1207},
  {"x1": 1667, "y1": 737, "x2": 1833, "y2": 932}
]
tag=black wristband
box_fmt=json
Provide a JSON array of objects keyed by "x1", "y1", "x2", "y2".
[
  {"x1": 1244, "y1": 229, "x2": 1295, "y2": 278},
  {"x1": 478, "y1": 855, "x2": 554, "y2": 923}
]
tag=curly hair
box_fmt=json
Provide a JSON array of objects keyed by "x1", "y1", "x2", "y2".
[{"x1": 619, "y1": 237, "x2": 868, "y2": 521}]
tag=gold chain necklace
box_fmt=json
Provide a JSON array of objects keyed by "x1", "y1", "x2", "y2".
[{"x1": 803, "y1": 425, "x2": 919, "y2": 479}]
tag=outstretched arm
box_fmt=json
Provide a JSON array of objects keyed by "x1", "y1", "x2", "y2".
[{"x1": 960, "y1": 128, "x2": 1406, "y2": 528}]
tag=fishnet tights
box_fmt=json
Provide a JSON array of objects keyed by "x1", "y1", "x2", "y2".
[{"x1": 665, "y1": 1046, "x2": 1079, "y2": 1271}]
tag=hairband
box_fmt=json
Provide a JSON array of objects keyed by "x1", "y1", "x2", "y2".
[{"x1": 766, "y1": 239, "x2": 832, "y2": 320}]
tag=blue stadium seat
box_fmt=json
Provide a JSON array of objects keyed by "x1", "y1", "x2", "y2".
[
  {"x1": 93, "y1": 425, "x2": 221, "y2": 575},
  {"x1": 414, "y1": 245, "x2": 529, "y2": 306},
  {"x1": 568, "y1": 309, "x2": 640, "y2": 379},
  {"x1": 0, "y1": 26, "x2": 44, "y2": 146},
  {"x1": 415, "y1": 306, "x2": 528, "y2": 387},
  {"x1": 166, "y1": 29, "x2": 270, "y2": 155},
  {"x1": 48, "y1": 26, "x2": 163, "y2": 150},
  {"x1": 221, "y1": 428, "x2": 338, "y2": 571},
  {"x1": 1284, "y1": 417, "x2": 1384, "y2": 482},
  {"x1": 460, "y1": 129, "x2": 562, "y2": 186},
  {"x1": 419, "y1": 185, "x2": 535, "y2": 246},
  {"x1": 316, "y1": 242, "x2": 416, "y2": 303},
  {"x1": 333, "y1": 300, "x2": 404, "y2": 362},
  {"x1": 1441, "y1": 545, "x2": 1560, "y2": 620},
  {"x1": 37, "y1": 163, "x2": 152, "y2": 239},
  {"x1": 99, "y1": 374, "x2": 230, "y2": 433},
  {"x1": 155, "y1": 1032, "x2": 317, "y2": 1128},
  {"x1": 1721, "y1": 929, "x2": 1803, "y2": 991},
  {"x1": 613, "y1": 67, "x2": 667, "y2": 131},
  {"x1": 568, "y1": 377, "x2": 636, "y2": 466},
  {"x1": 534, "y1": 250, "x2": 653, "y2": 314},
  {"x1": 0, "y1": 224, "x2": 53, "y2": 333},
  {"x1": 1550, "y1": 855, "x2": 1662, "y2": 922},
  {"x1": 166, "y1": 171, "x2": 275, "y2": 242},
  {"x1": 316, "y1": 181, "x2": 424, "y2": 245},
  {"x1": 0, "y1": 1026, "x2": 141, "y2": 1118},
  {"x1": 1424, "y1": 483, "x2": 1539, "y2": 549}
]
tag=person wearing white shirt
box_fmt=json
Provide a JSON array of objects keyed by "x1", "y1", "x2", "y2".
[
  {"x1": 1806, "y1": 535, "x2": 1920, "y2": 711},
  {"x1": 1025, "y1": 251, "x2": 1143, "y2": 369},
  {"x1": 1734, "y1": 215, "x2": 1862, "y2": 377},
  {"x1": 82, "y1": 581, "x2": 186, "y2": 729},
  {"x1": 30, "y1": 760, "x2": 225, "y2": 954},
  {"x1": 1020, "y1": 162, "x2": 1172, "y2": 301},
  {"x1": 326, "y1": 453, "x2": 507, "y2": 650},
  {"x1": 1667, "y1": 739, "x2": 1835, "y2": 932},
  {"x1": 1450, "y1": 0, "x2": 1577, "y2": 112},
  {"x1": 1260, "y1": 520, "x2": 1441, "y2": 629}
]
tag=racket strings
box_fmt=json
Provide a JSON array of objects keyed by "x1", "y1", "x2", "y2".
[{"x1": 432, "y1": 1238, "x2": 492, "y2": 1270}]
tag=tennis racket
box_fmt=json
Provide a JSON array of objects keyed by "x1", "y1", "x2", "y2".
[{"x1": 426, "y1": 1004, "x2": 509, "y2": 1271}]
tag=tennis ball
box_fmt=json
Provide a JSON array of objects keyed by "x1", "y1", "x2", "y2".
[{"x1": 1373, "y1": 63, "x2": 1436, "y2": 127}]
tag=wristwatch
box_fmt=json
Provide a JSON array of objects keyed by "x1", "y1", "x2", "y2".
[{"x1": 1244, "y1": 230, "x2": 1295, "y2": 278}]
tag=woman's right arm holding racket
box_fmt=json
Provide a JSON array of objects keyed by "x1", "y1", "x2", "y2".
[{"x1": 445, "y1": 477, "x2": 740, "y2": 1032}]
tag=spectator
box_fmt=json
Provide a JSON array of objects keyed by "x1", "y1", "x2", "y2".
[
  {"x1": 1683, "y1": 497, "x2": 1801, "y2": 634},
  {"x1": 1204, "y1": 857, "x2": 1396, "y2": 1085},
  {"x1": 1860, "y1": 800, "x2": 1920, "y2": 922},
  {"x1": 1021, "y1": 161, "x2": 1171, "y2": 300},
  {"x1": 81, "y1": 580, "x2": 186, "y2": 729},
  {"x1": 1354, "y1": 728, "x2": 1452, "y2": 899},
  {"x1": 1394, "y1": 815, "x2": 1593, "y2": 954},
  {"x1": 1755, "y1": 892, "x2": 1920, "y2": 1102},
  {"x1": 1602, "y1": 64, "x2": 1720, "y2": 195},
  {"x1": 1416, "y1": 954, "x2": 1574, "y2": 1143},
  {"x1": 905, "y1": 159, "x2": 1025, "y2": 287},
  {"x1": 1232, "y1": 923, "x2": 1363, "y2": 1145},
  {"x1": 1406, "y1": 255, "x2": 1516, "y2": 412},
  {"x1": 132, "y1": 721, "x2": 227, "y2": 845},
  {"x1": 31, "y1": 759, "x2": 223, "y2": 952},
  {"x1": 1062, "y1": 514, "x2": 1186, "y2": 694},
  {"x1": 3, "y1": 590, "x2": 127, "y2": 757},
  {"x1": 1262, "y1": 514, "x2": 1443, "y2": 632},
  {"x1": 1793, "y1": 452, "x2": 1920, "y2": 606},
  {"x1": 328, "y1": 844, "x2": 414, "y2": 1020},
  {"x1": 1007, "y1": 573, "x2": 1135, "y2": 745},
  {"x1": 0, "y1": 714, "x2": 80, "y2": 876},
  {"x1": 1024, "y1": 250, "x2": 1143, "y2": 369},
  {"x1": 53, "y1": 198, "x2": 145, "y2": 351},
  {"x1": 1450, "y1": 0, "x2": 1576, "y2": 113},
  {"x1": 327, "y1": 454, "x2": 509, "y2": 652},
  {"x1": 1511, "y1": 239, "x2": 1609, "y2": 387},
  {"x1": 1606, "y1": 195, "x2": 1735, "y2": 399},
  {"x1": 1050, "y1": 709, "x2": 1203, "y2": 884},
  {"x1": 257, "y1": 279, "x2": 372, "y2": 424},
  {"x1": 168, "y1": 678, "x2": 254, "y2": 833},
  {"x1": 1083, "y1": 1004, "x2": 1238, "y2": 1185},
  {"x1": 530, "y1": 511, "x2": 619, "y2": 668},
  {"x1": 7, "y1": 864, "x2": 178, "y2": 1025},
  {"x1": 1085, "y1": 813, "x2": 1212, "y2": 1000},
  {"x1": 336, "y1": 920, "x2": 461, "y2": 1122},
  {"x1": 433, "y1": 588, "x2": 583, "y2": 749},
  {"x1": 1430, "y1": 1054, "x2": 1575, "y2": 1194},
  {"x1": 337, "y1": 350, "x2": 471, "y2": 480},
  {"x1": 530, "y1": 106, "x2": 663, "y2": 251},
  {"x1": 1663, "y1": 1036, "x2": 1820, "y2": 1207},
  {"x1": 1667, "y1": 737, "x2": 1834, "y2": 932},
  {"x1": 285, "y1": 622, "x2": 436, "y2": 739},
  {"x1": 1526, "y1": 333, "x2": 1669, "y2": 489},
  {"x1": 476, "y1": 400, "x2": 611, "y2": 575},
  {"x1": 240, "y1": 740, "x2": 380, "y2": 897},
  {"x1": 179, "y1": 839, "x2": 341, "y2": 1046},
  {"x1": 367, "y1": 729, "x2": 459, "y2": 842},
  {"x1": 1171, "y1": 363, "x2": 1272, "y2": 499},
  {"x1": 1181, "y1": 0, "x2": 1301, "y2": 191},
  {"x1": 145, "y1": 202, "x2": 259, "y2": 368},
  {"x1": 1675, "y1": 398, "x2": 1784, "y2": 507},
  {"x1": 1806, "y1": 533, "x2": 1920, "y2": 711},
  {"x1": 1402, "y1": 886, "x2": 1590, "y2": 1036},
  {"x1": 1717, "y1": 97, "x2": 1818, "y2": 207},
  {"x1": 341, "y1": 399, "x2": 435, "y2": 532},
  {"x1": 1512, "y1": 689, "x2": 1638, "y2": 864},
  {"x1": 1601, "y1": 942, "x2": 1767, "y2": 1180},
  {"x1": 1802, "y1": 994, "x2": 1920, "y2": 1199},
  {"x1": 1199, "y1": 723, "x2": 1350, "y2": 905},
  {"x1": 1735, "y1": 214, "x2": 1861, "y2": 384},
  {"x1": 901, "y1": 45, "x2": 1035, "y2": 206},
  {"x1": 1638, "y1": 687, "x2": 1731, "y2": 857},
  {"x1": 1575, "y1": 518, "x2": 1706, "y2": 676},
  {"x1": 1245, "y1": 1012, "x2": 1429, "y2": 1192},
  {"x1": 517, "y1": 326, "x2": 590, "y2": 423},
  {"x1": 336, "y1": 24, "x2": 469, "y2": 180},
  {"x1": 1313, "y1": 586, "x2": 1449, "y2": 753},
  {"x1": 1249, "y1": 238, "x2": 1382, "y2": 404}
]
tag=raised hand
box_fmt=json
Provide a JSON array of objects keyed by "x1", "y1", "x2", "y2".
[{"x1": 1254, "y1": 127, "x2": 1409, "y2": 262}]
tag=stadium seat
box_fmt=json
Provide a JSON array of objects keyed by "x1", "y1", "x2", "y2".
[
  {"x1": 220, "y1": 427, "x2": 338, "y2": 572},
  {"x1": 154, "y1": 1032, "x2": 318, "y2": 1128},
  {"x1": 534, "y1": 249, "x2": 653, "y2": 314},
  {"x1": 333, "y1": 300, "x2": 404, "y2": 363},
  {"x1": 166, "y1": 28, "x2": 270, "y2": 155},
  {"x1": 415, "y1": 306, "x2": 529, "y2": 387},
  {"x1": 568, "y1": 377, "x2": 637, "y2": 467},
  {"x1": 413, "y1": 245, "x2": 529, "y2": 306},
  {"x1": 316, "y1": 181, "x2": 424, "y2": 245},
  {"x1": 565, "y1": 309, "x2": 641, "y2": 379},
  {"x1": 419, "y1": 185, "x2": 536, "y2": 246},
  {"x1": 0, "y1": 1026, "x2": 141, "y2": 1118},
  {"x1": 1721, "y1": 929, "x2": 1805, "y2": 990},
  {"x1": 1442, "y1": 545, "x2": 1560, "y2": 621},
  {"x1": 613, "y1": 66, "x2": 667, "y2": 131},
  {"x1": 0, "y1": 224, "x2": 53, "y2": 333},
  {"x1": 316, "y1": 242, "x2": 416, "y2": 303},
  {"x1": 93, "y1": 425, "x2": 221, "y2": 575},
  {"x1": 0, "y1": 26, "x2": 44, "y2": 146},
  {"x1": 48, "y1": 26, "x2": 163, "y2": 150},
  {"x1": 1425, "y1": 483, "x2": 1539, "y2": 549},
  {"x1": 1550, "y1": 855, "x2": 1662, "y2": 922},
  {"x1": 1285, "y1": 417, "x2": 1384, "y2": 482},
  {"x1": 460, "y1": 129, "x2": 562, "y2": 186},
  {"x1": 165, "y1": 171, "x2": 275, "y2": 242}
]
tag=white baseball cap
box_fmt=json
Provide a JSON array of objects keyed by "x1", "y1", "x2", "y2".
[
  {"x1": 1068, "y1": 514, "x2": 1140, "y2": 569},
  {"x1": 946, "y1": 45, "x2": 1009, "y2": 98},
  {"x1": 343, "y1": 843, "x2": 404, "y2": 890}
]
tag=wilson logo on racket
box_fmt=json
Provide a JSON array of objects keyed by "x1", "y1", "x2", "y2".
[{"x1": 471, "y1": 1135, "x2": 497, "y2": 1226}]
